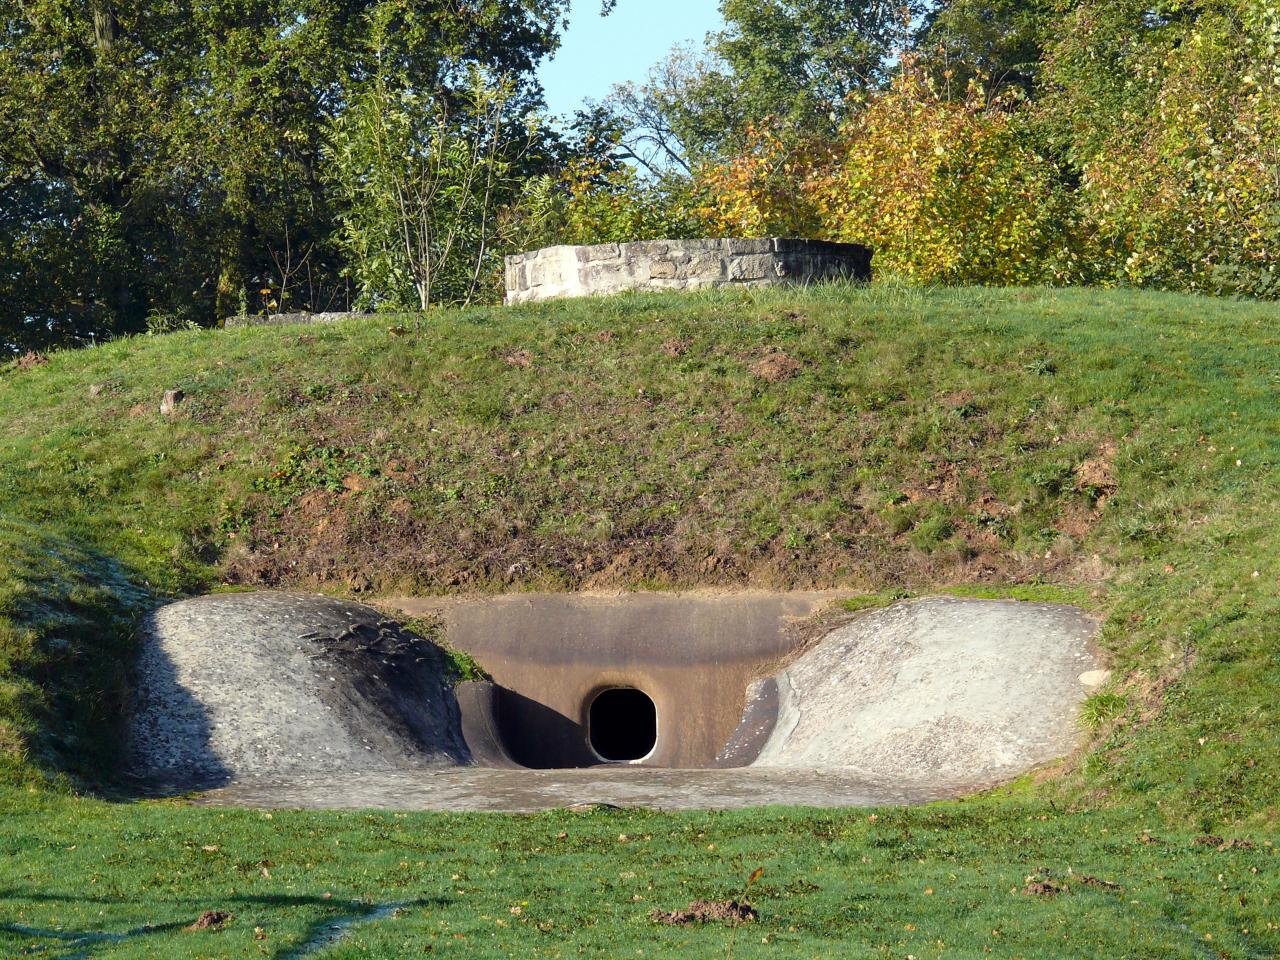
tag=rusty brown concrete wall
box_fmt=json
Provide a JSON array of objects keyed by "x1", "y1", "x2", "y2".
[{"x1": 388, "y1": 591, "x2": 841, "y2": 769}]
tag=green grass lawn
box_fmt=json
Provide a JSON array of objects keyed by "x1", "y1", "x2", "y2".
[
  {"x1": 1, "y1": 790, "x2": 1276, "y2": 958},
  {"x1": 0, "y1": 283, "x2": 1278, "y2": 956}
]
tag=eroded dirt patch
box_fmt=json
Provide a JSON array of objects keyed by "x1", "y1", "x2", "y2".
[{"x1": 651, "y1": 900, "x2": 758, "y2": 925}]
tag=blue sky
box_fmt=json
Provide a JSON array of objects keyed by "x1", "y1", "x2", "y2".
[{"x1": 538, "y1": 0, "x2": 724, "y2": 118}]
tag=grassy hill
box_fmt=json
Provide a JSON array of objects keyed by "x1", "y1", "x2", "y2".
[{"x1": 0, "y1": 284, "x2": 1277, "y2": 957}]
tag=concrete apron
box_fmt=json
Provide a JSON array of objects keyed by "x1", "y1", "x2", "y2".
[{"x1": 157, "y1": 591, "x2": 1105, "y2": 812}]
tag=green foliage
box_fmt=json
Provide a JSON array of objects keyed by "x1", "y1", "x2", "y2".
[
  {"x1": 0, "y1": 0, "x2": 572, "y2": 348},
  {"x1": 1034, "y1": 0, "x2": 1280, "y2": 295},
  {"x1": 1081, "y1": 691, "x2": 1129, "y2": 729},
  {"x1": 916, "y1": 0, "x2": 1055, "y2": 99},
  {"x1": 516, "y1": 162, "x2": 709, "y2": 248},
  {"x1": 816, "y1": 73, "x2": 1078, "y2": 284},
  {"x1": 715, "y1": 0, "x2": 923, "y2": 131},
  {"x1": 327, "y1": 65, "x2": 530, "y2": 311}
]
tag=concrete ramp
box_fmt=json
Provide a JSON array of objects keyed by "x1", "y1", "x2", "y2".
[
  {"x1": 129, "y1": 592, "x2": 468, "y2": 790},
  {"x1": 749, "y1": 597, "x2": 1102, "y2": 791}
]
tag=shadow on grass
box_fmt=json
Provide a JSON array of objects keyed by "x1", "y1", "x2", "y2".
[
  {"x1": 0, "y1": 894, "x2": 450, "y2": 958},
  {"x1": 0, "y1": 517, "x2": 227, "y2": 792}
]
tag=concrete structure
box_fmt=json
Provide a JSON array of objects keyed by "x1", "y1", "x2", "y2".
[
  {"x1": 504, "y1": 238, "x2": 872, "y2": 304},
  {"x1": 129, "y1": 590, "x2": 1105, "y2": 810},
  {"x1": 129, "y1": 592, "x2": 467, "y2": 790}
]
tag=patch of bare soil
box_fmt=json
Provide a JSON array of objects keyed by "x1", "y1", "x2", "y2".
[
  {"x1": 16, "y1": 351, "x2": 49, "y2": 370},
  {"x1": 186, "y1": 911, "x2": 233, "y2": 932},
  {"x1": 1075, "y1": 441, "x2": 1118, "y2": 497},
  {"x1": 1055, "y1": 502, "x2": 1102, "y2": 540},
  {"x1": 750, "y1": 349, "x2": 801, "y2": 382},
  {"x1": 504, "y1": 350, "x2": 534, "y2": 368},
  {"x1": 1022, "y1": 878, "x2": 1065, "y2": 897},
  {"x1": 1195, "y1": 835, "x2": 1255, "y2": 851},
  {"x1": 651, "y1": 900, "x2": 757, "y2": 925},
  {"x1": 661, "y1": 337, "x2": 690, "y2": 357}
]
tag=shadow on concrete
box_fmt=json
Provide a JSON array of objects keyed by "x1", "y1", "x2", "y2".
[{"x1": 125, "y1": 613, "x2": 233, "y2": 792}]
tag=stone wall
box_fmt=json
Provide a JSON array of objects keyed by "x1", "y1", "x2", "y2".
[{"x1": 504, "y1": 238, "x2": 871, "y2": 304}]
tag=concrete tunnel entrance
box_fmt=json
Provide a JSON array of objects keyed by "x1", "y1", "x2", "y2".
[
  {"x1": 588, "y1": 687, "x2": 657, "y2": 762},
  {"x1": 406, "y1": 590, "x2": 842, "y2": 770},
  {"x1": 128, "y1": 590, "x2": 1107, "y2": 808}
]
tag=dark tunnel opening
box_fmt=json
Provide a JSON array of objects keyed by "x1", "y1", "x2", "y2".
[{"x1": 589, "y1": 688, "x2": 657, "y2": 762}]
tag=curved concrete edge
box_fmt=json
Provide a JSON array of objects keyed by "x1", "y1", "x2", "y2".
[
  {"x1": 748, "y1": 596, "x2": 1103, "y2": 791},
  {"x1": 455, "y1": 681, "x2": 523, "y2": 769},
  {"x1": 128, "y1": 591, "x2": 469, "y2": 791},
  {"x1": 713, "y1": 676, "x2": 779, "y2": 768}
]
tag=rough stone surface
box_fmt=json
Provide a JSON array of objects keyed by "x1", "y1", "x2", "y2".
[
  {"x1": 128, "y1": 592, "x2": 468, "y2": 790},
  {"x1": 158, "y1": 389, "x2": 184, "y2": 416},
  {"x1": 750, "y1": 597, "x2": 1101, "y2": 788},
  {"x1": 505, "y1": 238, "x2": 872, "y2": 304}
]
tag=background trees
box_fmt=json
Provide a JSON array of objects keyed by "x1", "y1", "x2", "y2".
[
  {"x1": 0, "y1": 0, "x2": 570, "y2": 348},
  {"x1": 2, "y1": 0, "x2": 1277, "y2": 353}
]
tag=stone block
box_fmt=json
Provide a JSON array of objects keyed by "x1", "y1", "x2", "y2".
[
  {"x1": 648, "y1": 259, "x2": 679, "y2": 279},
  {"x1": 576, "y1": 243, "x2": 621, "y2": 262},
  {"x1": 724, "y1": 238, "x2": 773, "y2": 254},
  {"x1": 726, "y1": 254, "x2": 776, "y2": 281},
  {"x1": 504, "y1": 238, "x2": 872, "y2": 303},
  {"x1": 675, "y1": 253, "x2": 724, "y2": 280}
]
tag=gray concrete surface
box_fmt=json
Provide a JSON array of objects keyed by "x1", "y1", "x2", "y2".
[
  {"x1": 751, "y1": 597, "x2": 1102, "y2": 790},
  {"x1": 196, "y1": 767, "x2": 971, "y2": 812},
  {"x1": 128, "y1": 592, "x2": 467, "y2": 790},
  {"x1": 387, "y1": 590, "x2": 843, "y2": 769},
  {"x1": 128, "y1": 590, "x2": 1103, "y2": 810}
]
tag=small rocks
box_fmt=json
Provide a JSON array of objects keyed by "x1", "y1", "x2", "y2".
[{"x1": 160, "y1": 389, "x2": 185, "y2": 416}]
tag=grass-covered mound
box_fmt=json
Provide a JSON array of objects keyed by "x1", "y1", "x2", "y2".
[
  {"x1": 1, "y1": 284, "x2": 1277, "y2": 821},
  {"x1": 1, "y1": 284, "x2": 1278, "y2": 957}
]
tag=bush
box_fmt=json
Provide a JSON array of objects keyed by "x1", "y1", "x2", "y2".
[
  {"x1": 697, "y1": 72, "x2": 1078, "y2": 286},
  {"x1": 1039, "y1": 0, "x2": 1280, "y2": 297},
  {"x1": 516, "y1": 159, "x2": 709, "y2": 249},
  {"x1": 810, "y1": 73, "x2": 1078, "y2": 285}
]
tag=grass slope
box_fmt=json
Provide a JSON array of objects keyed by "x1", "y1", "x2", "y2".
[{"x1": 0, "y1": 284, "x2": 1277, "y2": 956}]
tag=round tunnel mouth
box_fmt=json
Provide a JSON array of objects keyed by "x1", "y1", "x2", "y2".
[{"x1": 588, "y1": 687, "x2": 658, "y2": 763}]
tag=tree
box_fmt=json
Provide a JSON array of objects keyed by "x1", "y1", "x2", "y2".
[
  {"x1": 0, "y1": 0, "x2": 573, "y2": 348},
  {"x1": 715, "y1": 0, "x2": 924, "y2": 129},
  {"x1": 605, "y1": 45, "x2": 744, "y2": 174},
  {"x1": 327, "y1": 68, "x2": 530, "y2": 311},
  {"x1": 1036, "y1": 0, "x2": 1280, "y2": 295},
  {"x1": 915, "y1": 0, "x2": 1054, "y2": 100},
  {"x1": 0, "y1": 0, "x2": 209, "y2": 339},
  {"x1": 603, "y1": 0, "x2": 923, "y2": 178}
]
